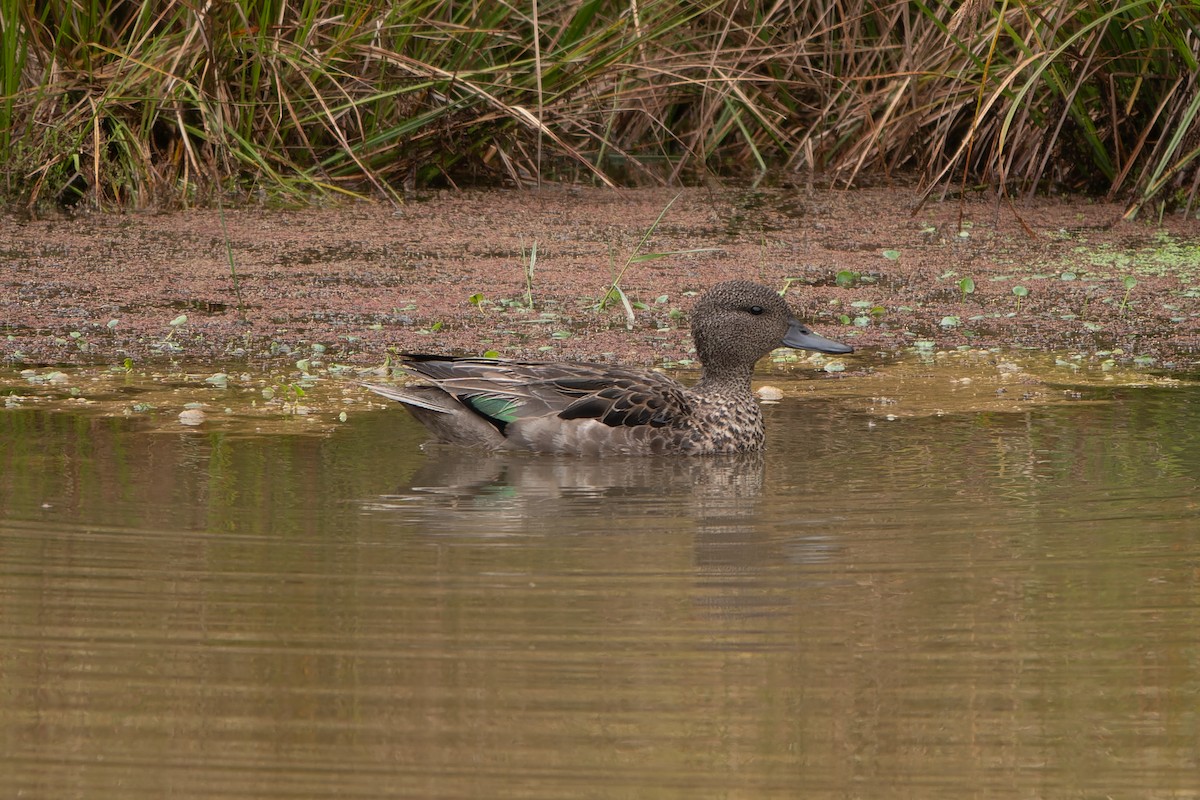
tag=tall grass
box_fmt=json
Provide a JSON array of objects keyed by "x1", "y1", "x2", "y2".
[{"x1": 1, "y1": 0, "x2": 1197, "y2": 214}]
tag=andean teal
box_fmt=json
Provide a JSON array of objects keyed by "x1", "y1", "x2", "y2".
[{"x1": 365, "y1": 280, "x2": 852, "y2": 455}]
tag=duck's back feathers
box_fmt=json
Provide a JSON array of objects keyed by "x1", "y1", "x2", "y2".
[{"x1": 365, "y1": 356, "x2": 695, "y2": 454}]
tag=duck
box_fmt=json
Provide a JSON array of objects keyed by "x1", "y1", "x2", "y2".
[{"x1": 364, "y1": 280, "x2": 852, "y2": 455}]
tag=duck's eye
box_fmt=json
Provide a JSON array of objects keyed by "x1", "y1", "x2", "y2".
[{"x1": 748, "y1": 305, "x2": 764, "y2": 315}]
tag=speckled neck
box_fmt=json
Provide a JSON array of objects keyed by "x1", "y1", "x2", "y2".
[{"x1": 693, "y1": 362, "x2": 756, "y2": 396}]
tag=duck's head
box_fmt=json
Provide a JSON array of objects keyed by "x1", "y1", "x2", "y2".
[{"x1": 690, "y1": 280, "x2": 853, "y2": 377}]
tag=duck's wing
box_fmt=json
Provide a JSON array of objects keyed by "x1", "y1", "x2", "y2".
[{"x1": 399, "y1": 355, "x2": 693, "y2": 431}]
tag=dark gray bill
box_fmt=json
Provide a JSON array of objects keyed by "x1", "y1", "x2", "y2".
[{"x1": 782, "y1": 318, "x2": 854, "y2": 354}]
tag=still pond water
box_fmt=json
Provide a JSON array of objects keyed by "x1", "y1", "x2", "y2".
[{"x1": 1, "y1": 351, "x2": 1199, "y2": 799}]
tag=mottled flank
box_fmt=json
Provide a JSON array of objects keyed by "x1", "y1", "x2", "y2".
[{"x1": 365, "y1": 281, "x2": 852, "y2": 455}]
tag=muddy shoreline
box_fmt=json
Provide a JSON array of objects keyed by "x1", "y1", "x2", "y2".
[{"x1": 3, "y1": 186, "x2": 1199, "y2": 372}]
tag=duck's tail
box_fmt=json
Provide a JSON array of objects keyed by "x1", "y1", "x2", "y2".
[{"x1": 361, "y1": 381, "x2": 455, "y2": 413}]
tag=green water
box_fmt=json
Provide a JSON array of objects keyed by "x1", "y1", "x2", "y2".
[{"x1": 1, "y1": 360, "x2": 1199, "y2": 798}]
